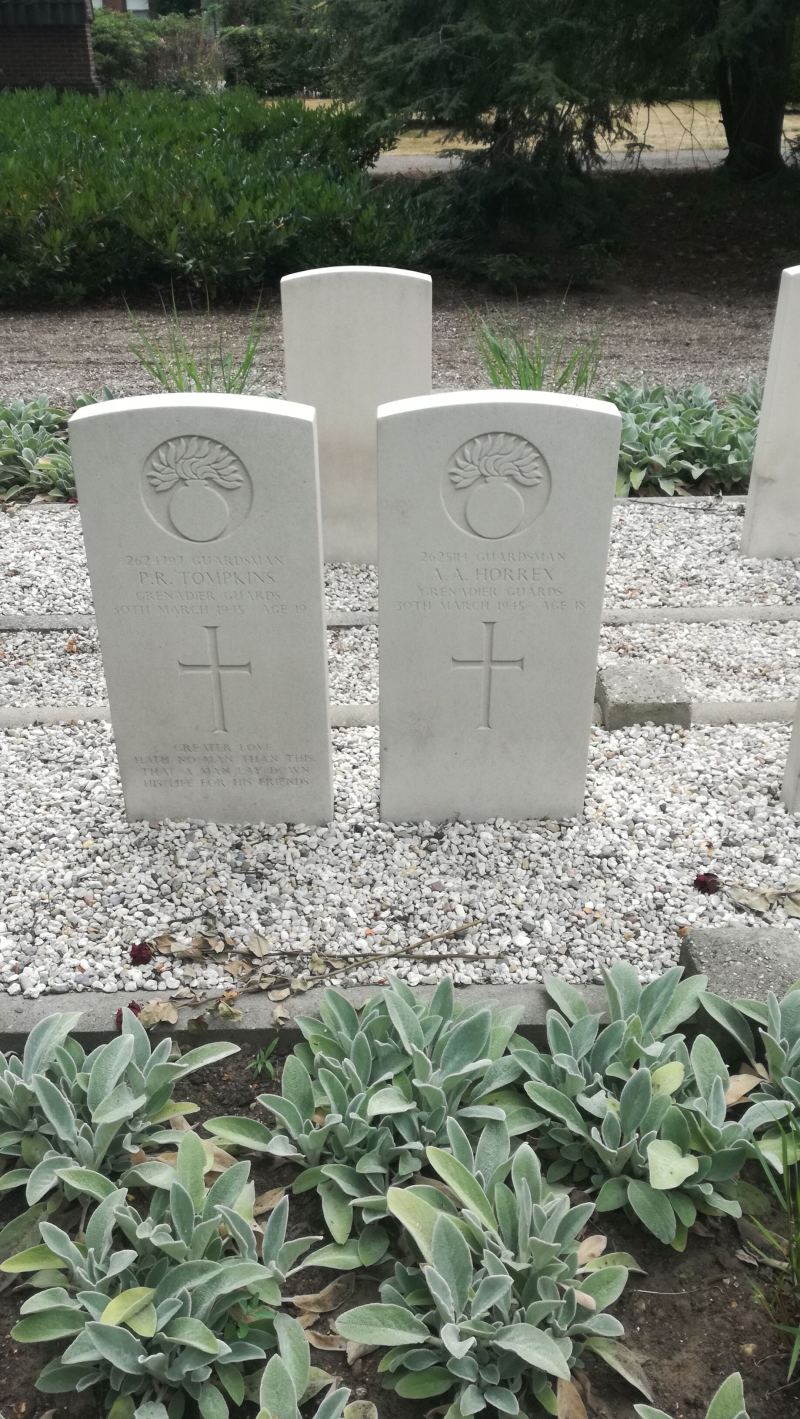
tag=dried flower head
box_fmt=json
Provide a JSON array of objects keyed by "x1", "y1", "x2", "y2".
[
  {"x1": 130, "y1": 942, "x2": 154, "y2": 965},
  {"x1": 115, "y1": 1000, "x2": 143, "y2": 1032},
  {"x1": 694, "y1": 872, "x2": 721, "y2": 895}
]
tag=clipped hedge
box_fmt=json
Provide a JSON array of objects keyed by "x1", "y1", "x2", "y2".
[{"x1": 0, "y1": 90, "x2": 417, "y2": 305}]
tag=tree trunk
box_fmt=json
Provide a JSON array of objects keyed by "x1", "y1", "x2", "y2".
[{"x1": 717, "y1": 0, "x2": 800, "y2": 175}]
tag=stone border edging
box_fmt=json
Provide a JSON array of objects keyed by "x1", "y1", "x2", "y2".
[{"x1": 0, "y1": 924, "x2": 795, "y2": 1051}]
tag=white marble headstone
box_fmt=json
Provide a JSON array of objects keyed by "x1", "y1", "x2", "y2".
[
  {"x1": 281, "y1": 266, "x2": 432, "y2": 565},
  {"x1": 741, "y1": 265, "x2": 800, "y2": 559},
  {"x1": 783, "y1": 698, "x2": 800, "y2": 811},
  {"x1": 377, "y1": 391, "x2": 621, "y2": 823},
  {"x1": 69, "y1": 394, "x2": 332, "y2": 824}
]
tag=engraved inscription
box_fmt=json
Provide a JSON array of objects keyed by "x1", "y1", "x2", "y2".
[
  {"x1": 451, "y1": 620, "x2": 524, "y2": 728},
  {"x1": 177, "y1": 624, "x2": 252, "y2": 733},
  {"x1": 442, "y1": 432, "x2": 551, "y2": 540},
  {"x1": 142, "y1": 437, "x2": 253, "y2": 543}
]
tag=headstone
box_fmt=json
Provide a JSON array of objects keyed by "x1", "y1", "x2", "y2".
[
  {"x1": 68, "y1": 394, "x2": 332, "y2": 824},
  {"x1": 281, "y1": 266, "x2": 432, "y2": 565},
  {"x1": 741, "y1": 264, "x2": 800, "y2": 559},
  {"x1": 378, "y1": 391, "x2": 621, "y2": 823},
  {"x1": 783, "y1": 697, "x2": 800, "y2": 811}
]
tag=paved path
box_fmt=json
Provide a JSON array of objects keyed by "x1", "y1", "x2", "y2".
[{"x1": 374, "y1": 146, "x2": 728, "y2": 175}]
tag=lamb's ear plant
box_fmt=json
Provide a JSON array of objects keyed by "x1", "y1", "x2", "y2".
[
  {"x1": 337, "y1": 1139, "x2": 642, "y2": 1418},
  {"x1": 0, "y1": 1009, "x2": 238, "y2": 1205},
  {"x1": 206, "y1": 978, "x2": 534, "y2": 1261},
  {"x1": 702, "y1": 986, "x2": 800, "y2": 1167},
  {"x1": 513, "y1": 966, "x2": 754, "y2": 1247},
  {"x1": 257, "y1": 1314, "x2": 364, "y2": 1419},
  {"x1": 0, "y1": 1132, "x2": 318, "y2": 1419},
  {"x1": 634, "y1": 1371, "x2": 750, "y2": 1419}
]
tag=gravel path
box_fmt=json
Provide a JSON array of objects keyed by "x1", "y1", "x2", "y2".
[
  {"x1": 3, "y1": 502, "x2": 800, "y2": 620},
  {"x1": 0, "y1": 719, "x2": 796, "y2": 998},
  {"x1": 0, "y1": 286, "x2": 774, "y2": 405}
]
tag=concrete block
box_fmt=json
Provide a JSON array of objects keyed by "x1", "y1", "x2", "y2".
[
  {"x1": 679, "y1": 926, "x2": 800, "y2": 1001},
  {"x1": 596, "y1": 660, "x2": 691, "y2": 729}
]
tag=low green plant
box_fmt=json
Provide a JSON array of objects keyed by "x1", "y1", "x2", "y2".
[
  {"x1": 0, "y1": 1010, "x2": 238, "y2": 1205},
  {"x1": 0, "y1": 390, "x2": 115, "y2": 502},
  {"x1": 258, "y1": 1315, "x2": 374, "y2": 1419},
  {"x1": 609, "y1": 380, "x2": 759, "y2": 496},
  {"x1": 702, "y1": 986, "x2": 800, "y2": 1167},
  {"x1": 205, "y1": 979, "x2": 533, "y2": 1259},
  {"x1": 476, "y1": 317, "x2": 602, "y2": 396},
  {"x1": 337, "y1": 1139, "x2": 638, "y2": 1417},
  {"x1": 747, "y1": 1117, "x2": 800, "y2": 1379},
  {"x1": 128, "y1": 293, "x2": 269, "y2": 394},
  {"x1": 512, "y1": 966, "x2": 756, "y2": 1247},
  {"x1": 0, "y1": 1133, "x2": 316, "y2": 1419},
  {"x1": 635, "y1": 1373, "x2": 750, "y2": 1419},
  {"x1": 248, "y1": 1037, "x2": 279, "y2": 1082}
]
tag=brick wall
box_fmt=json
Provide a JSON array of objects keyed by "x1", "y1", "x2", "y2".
[{"x1": 0, "y1": 5, "x2": 99, "y2": 91}]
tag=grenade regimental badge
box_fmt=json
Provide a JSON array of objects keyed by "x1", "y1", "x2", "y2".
[
  {"x1": 441, "y1": 431, "x2": 551, "y2": 540},
  {"x1": 141, "y1": 436, "x2": 253, "y2": 542}
]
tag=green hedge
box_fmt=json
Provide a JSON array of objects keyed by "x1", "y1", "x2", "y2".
[{"x1": 0, "y1": 89, "x2": 417, "y2": 305}]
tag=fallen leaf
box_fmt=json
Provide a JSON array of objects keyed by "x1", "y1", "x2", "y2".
[
  {"x1": 227, "y1": 959, "x2": 252, "y2": 978},
  {"x1": 305, "y1": 1331, "x2": 348, "y2": 1352},
  {"x1": 64, "y1": 635, "x2": 78, "y2": 654},
  {"x1": 153, "y1": 933, "x2": 177, "y2": 955},
  {"x1": 346, "y1": 1342, "x2": 377, "y2": 1366},
  {"x1": 295, "y1": 1311, "x2": 320, "y2": 1330},
  {"x1": 268, "y1": 987, "x2": 291, "y2": 1002},
  {"x1": 577, "y1": 1234, "x2": 607, "y2": 1265},
  {"x1": 254, "y1": 1187, "x2": 287, "y2": 1217},
  {"x1": 187, "y1": 1014, "x2": 209, "y2": 1033},
  {"x1": 292, "y1": 1275, "x2": 355, "y2": 1313},
  {"x1": 248, "y1": 934, "x2": 273, "y2": 958},
  {"x1": 557, "y1": 1379, "x2": 588, "y2": 1419},
  {"x1": 216, "y1": 1000, "x2": 243, "y2": 1022},
  {"x1": 272, "y1": 1004, "x2": 290, "y2": 1026},
  {"x1": 138, "y1": 1000, "x2": 179, "y2": 1030},
  {"x1": 725, "y1": 1074, "x2": 761, "y2": 1107}
]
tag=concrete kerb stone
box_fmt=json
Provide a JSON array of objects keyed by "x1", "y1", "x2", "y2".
[
  {"x1": 680, "y1": 926, "x2": 800, "y2": 1001},
  {"x1": 0, "y1": 982, "x2": 607, "y2": 1053}
]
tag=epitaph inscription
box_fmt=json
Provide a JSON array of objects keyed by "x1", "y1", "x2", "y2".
[
  {"x1": 70, "y1": 395, "x2": 332, "y2": 824},
  {"x1": 379, "y1": 392, "x2": 621, "y2": 823}
]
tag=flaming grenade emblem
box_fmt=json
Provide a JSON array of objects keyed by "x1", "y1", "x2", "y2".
[
  {"x1": 145, "y1": 436, "x2": 249, "y2": 542},
  {"x1": 446, "y1": 432, "x2": 550, "y2": 539}
]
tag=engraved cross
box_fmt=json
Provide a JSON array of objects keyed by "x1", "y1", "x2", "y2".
[
  {"x1": 451, "y1": 620, "x2": 524, "y2": 729},
  {"x1": 178, "y1": 624, "x2": 251, "y2": 734}
]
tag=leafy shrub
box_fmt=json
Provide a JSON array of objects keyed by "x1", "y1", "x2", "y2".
[
  {"x1": 0, "y1": 391, "x2": 114, "y2": 503},
  {"x1": 702, "y1": 987, "x2": 800, "y2": 1168},
  {"x1": 0, "y1": 1133, "x2": 311, "y2": 1419},
  {"x1": 609, "y1": 380, "x2": 760, "y2": 496},
  {"x1": 0, "y1": 1010, "x2": 237, "y2": 1205},
  {"x1": 221, "y1": 15, "x2": 331, "y2": 96},
  {"x1": 205, "y1": 979, "x2": 533, "y2": 1258},
  {"x1": 92, "y1": 12, "x2": 223, "y2": 94},
  {"x1": 0, "y1": 90, "x2": 414, "y2": 306},
  {"x1": 337, "y1": 1139, "x2": 635, "y2": 1416},
  {"x1": 635, "y1": 1373, "x2": 750, "y2": 1419},
  {"x1": 512, "y1": 966, "x2": 756, "y2": 1247}
]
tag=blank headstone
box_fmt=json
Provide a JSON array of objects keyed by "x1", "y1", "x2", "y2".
[
  {"x1": 783, "y1": 698, "x2": 800, "y2": 811},
  {"x1": 69, "y1": 394, "x2": 332, "y2": 824},
  {"x1": 741, "y1": 264, "x2": 800, "y2": 559},
  {"x1": 281, "y1": 266, "x2": 432, "y2": 565},
  {"x1": 378, "y1": 391, "x2": 622, "y2": 823}
]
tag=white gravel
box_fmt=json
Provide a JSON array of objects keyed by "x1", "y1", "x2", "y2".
[
  {"x1": 3, "y1": 501, "x2": 800, "y2": 619},
  {"x1": 0, "y1": 718, "x2": 797, "y2": 998}
]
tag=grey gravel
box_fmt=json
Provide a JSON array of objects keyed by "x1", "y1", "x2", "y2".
[{"x1": 0, "y1": 718, "x2": 798, "y2": 998}]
